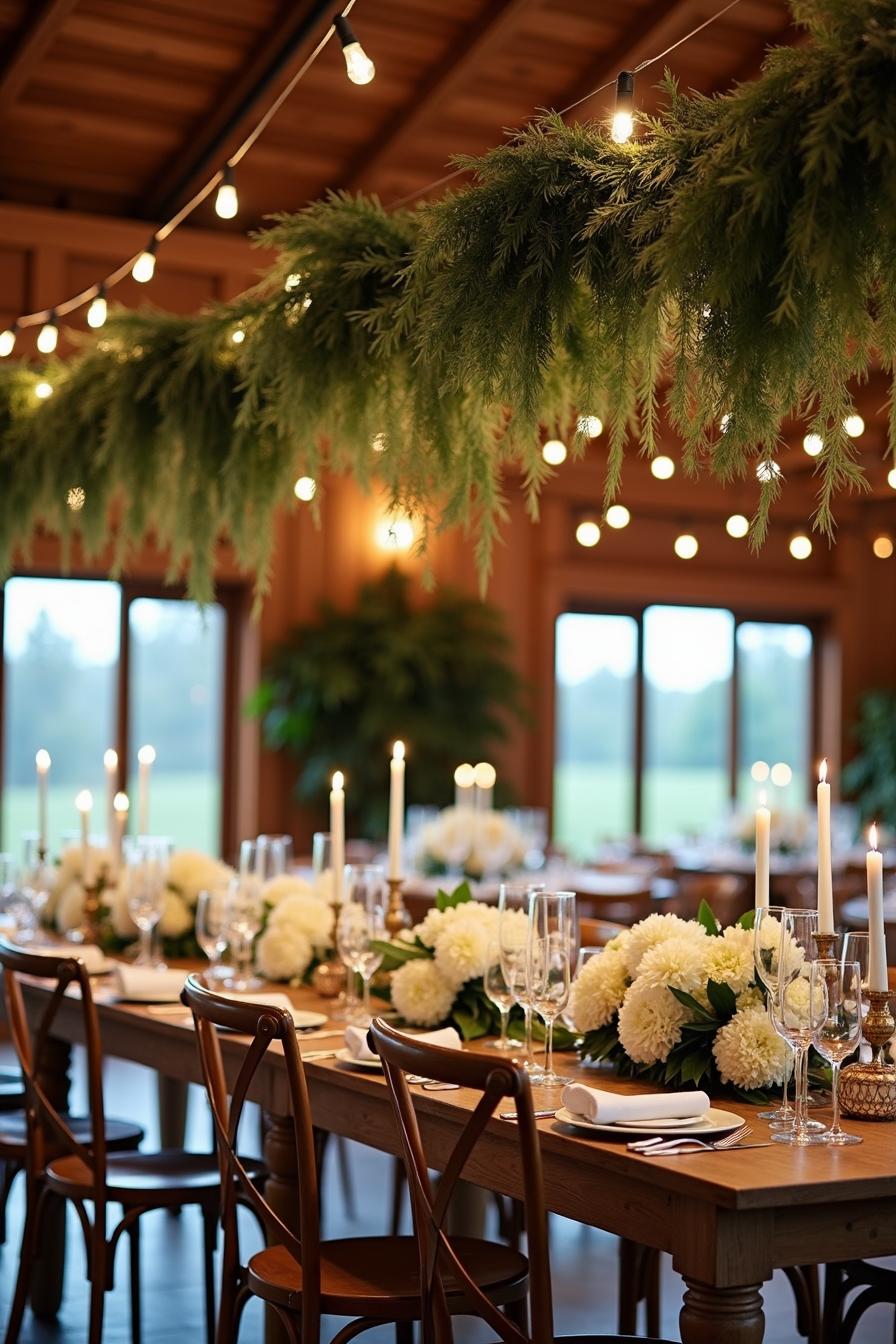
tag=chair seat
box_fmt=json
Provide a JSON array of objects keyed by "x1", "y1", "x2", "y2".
[
  {"x1": 248, "y1": 1235, "x2": 529, "y2": 1318},
  {"x1": 45, "y1": 1148, "x2": 260, "y2": 1205},
  {"x1": 0, "y1": 1112, "x2": 143, "y2": 1159}
]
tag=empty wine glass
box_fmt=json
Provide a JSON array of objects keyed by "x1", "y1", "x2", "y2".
[
  {"x1": 498, "y1": 881, "x2": 544, "y2": 1071},
  {"x1": 312, "y1": 832, "x2": 332, "y2": 876},
  {"x1": 337, "y1": 870, "x2": 385, "y2": 1024},
  {"x1": 753, "y1": 905, "x2": 795, "y2": 1127},
  {"x1": 773, "y1": 908, "x2": 820, "y2": 1146},
  {"x1": 256, "y1": 834, "x2": 293, "y2": 878},
  {"x1": 562, "y1": 947, "x2": 602, "y2": 1031},
  {"x1": 19, "y1": 835, "x2": 50, "y2": 942},
  {"x1": 527, "y1": 890, "x2": 575, "y2": 1088},
  {"x1": 809, "y1": 959, "x2": 863, "y2": 1146},
  {"x1": 227, "y1": 869, "x2": 264, "y2": 992},
  {"x1": 484, "y1": 943, "x2": 516, "y2": 1050},
  {"x1": 123, "y1": 838, "x2": 168, "y2": 968},
  {"x1": 196, "y1": 888, "x2": 230, "y2": 981},
  {"x1": 336, "y1": 865, "x2": 384, "y2": 1021}
]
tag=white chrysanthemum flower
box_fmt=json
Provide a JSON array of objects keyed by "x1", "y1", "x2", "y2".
[
  {"x1": 416, "y1": 907, "x2": 447, "y2": 948},
  {"x1": 159, "y1": 892, "x2": 193, "y2": 938},
  {"x1": 262, "y1": 875, "x2": 316, "y2": 909},
  {"x1": 167, "y1": 851, "x2": 234, "y2": 907},
  {"x1": 636, "y1": 935, "x2": 708, "y2": 997},
  {"x1": 55, "y1": 883, "x2": 85, "y2": 934},
  {"x1": 569, "y1": 947, "x2": 629, "y2": 1032},
  {"x1": 498, "y1": 907, "x2": 529, "y2": 955},
  {"x1": 713, "y1": 1005, "x2": 787, "y2": 1089},
  {"x1": 434, "y1": 912, "x2": 493, "y2": 989},
  {"x1": 390, "y1": 958, "x2": 455, "y2": 1027},
  {"x1": 268, "y1": 892, "x2": 333, "y2": 951},
  {"x1": 736, "y1": 985, "x2": 764, "y2": 1012},
  {"x1": 704, "y1": 925, "x2": 755, "y2": 996},
  {"x1": 255, "y1": 924, "x2": 313, "y2": 983},
  {"x1": 603, "y1": 929, "x2": 631, "y2": 956},
  {"x1": 617, "y1": 981, "x2": 686, "y2": 1065},
  {"x1": 624, "y1": 913, "x2": 706, "y2": 978}
]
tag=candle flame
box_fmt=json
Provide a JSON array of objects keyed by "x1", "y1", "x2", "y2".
[
  {"x1": 35, "y1": 749, "x2": 51, "y2": 771},
  {"x1": 819, "y1": 757, "x2": 828, "y2": 784},
  {"x1": 75, "y1": 789, "x2": 93, "y2": 814},
  {"x1": 393, "y1": 740, "x2": 405, "y2": 762},
  {"x1": 332, "y1": 770, "x2": 344, "y2": 791},
  {"x1": 104, "y1": 748, "x2": 118, "y2": 770},
  {"x1": 759, "y1": 790, "x2": 767, "y2": 807},
  {"x1": 473, "y1": 761, "x2": 496, "y2": 789},
  {"x1": 113, "y1": 792, "x2": 129, "y2": 814},
  {"x1": 454, "y1": 762, "x2": 475, "y2": 788},
  {"x1": 137, "y1": 744, "x2": 156, "y2": 766},
  {"x1": 870, "y1": 822, "x2": 879, "y2": 852}
]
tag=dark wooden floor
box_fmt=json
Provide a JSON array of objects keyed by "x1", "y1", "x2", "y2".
[{"x1": 0, "y1": 1049, "x2": 892, "y2": 1342}]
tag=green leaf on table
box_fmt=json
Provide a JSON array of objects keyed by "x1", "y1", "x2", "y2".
[
  {"x1": 680, "y1": 1053, "x2": 708, "y2": 1086},
  {"x1": 706, "y1": 978, "x2": 737, "y2": 1020},
  {"x1": 436, "y1": 881, "x2": 473, "y2": 912},
  {"x1": 452, "y1": 1007, "x2": 488, "y2": 1040},
  {"x1": 668, "y1": 987, "x2": 717, "y2": 1024},
  {"x1": 696, "y1": 900, "x2": 722, "y2": 937},
  {"x1": 370, "y1": 938, "x2": 430, "y2": 971},
  {"x1": 737, "y1": 909, "x2": 756, "y2": 931}
]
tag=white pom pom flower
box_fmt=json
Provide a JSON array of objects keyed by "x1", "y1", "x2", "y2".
[
  {"x1": 617, "y1": 981, "x2": 686, "y2": 1065},
  {"x1": 255, "y1": 924, "x2": 314, "y2": 983},
  {"x1": 390, "y1": 958, "x2": 455, "y2": 1027},
  {"x1": 159, "y1": 892, "x2": 193, "y2": 939},
  {"x1": 569, "y1": 947, "x2": 629, "y2": 1033},
  {"x1": 624, "y1": 913, "x2": 705, "y2": 978},
  {"x1": 704, "y1": 925, "x2": 755, "y2": 996},
  {"x1": 712, "y1": 1006, "x2": 787, "y2": 1090}
]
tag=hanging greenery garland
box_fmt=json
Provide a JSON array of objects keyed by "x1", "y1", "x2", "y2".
[{"x1": 1, "y1": 0, "x2": 894, "y2": 600}]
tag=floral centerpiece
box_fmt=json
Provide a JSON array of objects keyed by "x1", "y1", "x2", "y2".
[
  {"x1": 254, "y1": 874, "x2": 334, "y2": 984},
  {"x1": 418, "y1": 807, "x2": 527, "y2": 880}
]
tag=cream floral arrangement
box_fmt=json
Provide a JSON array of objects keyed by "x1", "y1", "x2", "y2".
[
  {"x1": 419, "y1": 807, "x2": 527, "y2": 880},
  {"x1": 254, "y1": 874, "x2": 334, "y2": 984},
  {"x1": 571, "y1": 905, "x2": 788, "y2": 1101}
]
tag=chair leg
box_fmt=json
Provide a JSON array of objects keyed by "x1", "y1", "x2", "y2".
[
  {"x1": 390, "y1": 1158, "x2": 406, "y2": 1236},
  {"x1": 89, "y1": 1247, "x2": 107, "y2": 1344},
  {"x1": 643, "y1": 1246, "x2": 661, "y2": 1336},
  {"x1": 5, "y1": 1175, "x2": 40, "y2": 1344},
  {"x1": 395, "y1": 1324, "x2": 414, "y2": 1344},
  {"x1": 336, "y1": 1137, "x2": 357, "y2": 1220},
  {"x1": 129, "y1": 1217, "x2": 141, "y2": 1344},
  {"x1": 202, "y1": 1204, "x2": 218, "y2": 1344},
  {"x1": 0, "y1": 1160, "x2": 16, "y2": 1245}
]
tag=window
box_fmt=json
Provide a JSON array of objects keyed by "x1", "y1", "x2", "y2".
[
  {"x1": 1, "y1": 577, "x2": 231, "y2": 857},
  {"x1": 553, "y1": 605, "x2": 814, "y2": 856}
]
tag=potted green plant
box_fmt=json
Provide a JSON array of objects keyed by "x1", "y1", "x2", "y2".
[{"x1": 842, "y1": 691, "x2": 896, "y2": 830}]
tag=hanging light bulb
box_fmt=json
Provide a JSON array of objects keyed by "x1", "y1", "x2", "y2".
[
  {"x1": 37, "y1": 311, "x2": 58, "y2": 354},
  {"x1": 674, "y1": 533, "x2": 699, "y2": 560},
  {"x1": 605, "y1": 504, "x2": 631, "y2": 529},
  {"x1": 726, "y1": 514, "x2": 749, "y2": 539},
  {"x1": 843, "y1": 413, "x2": 864, "y2": 438},
  {"x1": 611, "y1": 71, "x2": 635, "y2": 143},
  {"x1": 542, "y1": 439, "x2": 567, "y2": 466},
  {"x1": 651, "y1": 455, "x2": 675, "y2": 480},
  {"x1": 803, "y1": 433, "x2": 823, "y2": 457},
  {"x1": 0, "y1": 323, "x2": 17, "y2": 357},
  {"x1": 789, "y1": 533, "x2": 813, "y2": 560},
  {"x1": 86, "y1": 286, "x2": 107, "y2": 329},
  {"x1": 34, "y1": 380, "x2": 53, "y2": 399},
  {"x1": 334, "y1": 14, "x2": 375, "y2": 84},
  {"x1": 132, "y1": 240, "x2": 157, "y2": 284},
  {"x1": 215, "y1": 166, "x2": 238, "y2": 219}
]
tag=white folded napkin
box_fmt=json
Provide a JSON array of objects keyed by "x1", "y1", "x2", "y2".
[
  {"x1": 25, "y1": 942, "x2": 107, "y2": 974},
  {"x1": 343, "y1": 1023, "x2": 462, "y2": 1062},
  {"x1": 561, "y1": 1083, "x2": 710, "y2": 1125},
  {"x1": 113, "y1": 964, "x2": 186, "y2": 1002}
]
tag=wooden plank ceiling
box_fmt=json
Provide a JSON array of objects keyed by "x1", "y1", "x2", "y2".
[{"x1": 0, "y1": 0, "x2": 795, "y2": 226}]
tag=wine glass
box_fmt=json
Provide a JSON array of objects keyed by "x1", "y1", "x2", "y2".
[
  {"x1": 527, "y1": 890, "x2": 575, "y2": 1088},
  {"x1": 484, "y1": 943, "x2": 515, "y2": 1050},
  {"x1": 227, "y1": 870, "x2": 264, "y2": 992},
  {"x1": 124, "y1": 838, "x2": 167, "y2": 968},
  {"x1": 312, "y1": 832, "x2": 332, "y2": 876},
  {"x1": 196, "y1": 888, "x2": 230, "y2": 981},
  {"x1": 562, "y1": 947, "x2": 602, "y2": 1031},
  {"x1": 336, "y1": 865, "x2": 384, "y2": 1021},
  {"x1": 337, "y1": 870, "x2": 385, "y2": 1024},
  {"x1": 256, "y1": 834, "x2": 293, "y2": 879},
  {"x1": 842, "y1": 931, "x2": 870, "y2": 1048},
  {"x1": 753, "y1": 905, "x2": 795, "y2": 1127},
  {"x1": 809, "y1": 959, "x2": 863, "y2": 1146},
  {"x1": 773, "y1": 908, "x2": 820, "y2": 1146},
  {"x1": 498, "y1": 881, "x2": 544, "y2": 1070},
  {"x1": 19, "y1": 834, "x2": 51, "y2": 942}
]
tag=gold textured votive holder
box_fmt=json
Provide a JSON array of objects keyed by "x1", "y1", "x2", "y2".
[
  {"x1": 840, "y1": 989, "x2": 896, "y2": 1121},
  {"x1": 69, "y1": 882, "x2": 102, "y2": 946},
  {"x1": 385, "y1": 876, "x2": 411, "y2": 937},
  {"x1": 813, "y1": 932, "x2": 838, "y2": 961}
]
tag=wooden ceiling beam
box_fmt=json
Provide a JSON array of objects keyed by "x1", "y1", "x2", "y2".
[
  {"x1": 342, "y1": 0, "x2": 543, "y2": 193},
  {"x1": 0, "y1": 0, "x2": 80, "y2": 116},
  {"x1": 142, "y1": 0, "x2": 334, "y2": 221}
]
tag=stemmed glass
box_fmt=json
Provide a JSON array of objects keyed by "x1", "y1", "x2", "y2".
[
  {"x1": 256, "y1": 834, "x2": 293, "y2": 879},
  {"x1": 123, "y1": 838, "x2": 168, "y2": 968},
  {"x1": 562, "y1": 947, "x2": 602, "y2": 1031},
  {"x1": 809, "y1": 959, "x2": 863, "y2": 1146},
  {"x1": 498, "y1": 881, "x2": 544, "y2": 1071},
  {"x1": 336, "y1": 869, "x2": 385, "y2": 1024},
  {"x1": 842, "y1": 932, "x2": 869, "y2": 1046},
  {"x1": 773, "y1": 908, "x2": 821, "y2": 1146},
  {"x1": 483, "y1": 944, "x2": 516, "y2": 1050},
  {"x1": 753, "y1": 905, "x2": 795, "y2": 1127},
  {"x1": 196, "y1": 888, "x2": 230, "y2": 981},
  {"x1": 20, "y1": 835, "x2": 51, "y2": 942},
  {"x1": 526, "y1": 890, "x2": 576, "y2": 1088},
  {"x1": 312, "y1": 832, "x2": 332, "y2": 876},
  {"x1": 337, "y1": 865, "x2": 384, "y2": 1022}
]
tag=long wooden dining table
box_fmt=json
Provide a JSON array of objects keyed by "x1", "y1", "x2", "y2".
[{"x1": 18, "y1": 968, "x2": 896, "y2": 1344}]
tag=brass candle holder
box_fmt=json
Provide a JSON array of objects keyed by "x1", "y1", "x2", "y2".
[
  {"x1": 840, "y1": 989, "x2": 896, "y2": 1120},
  {"x1": 69, "y1": 882, "x2": 102, "y2": 946},
  {"x1": 813, "y1": 932, "x2": 838, "y2": 961},
  {"x1": 385, "y1": 876, "x2": 411, "y2": 937}
]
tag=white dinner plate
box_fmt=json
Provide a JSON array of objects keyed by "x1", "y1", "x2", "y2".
[
  {"x1": 335, "y1": 1049, "x2": 382, "y2": 1071},
  {"x1": 292, "y1": 1010, "x2": 328, "y2": 1030},
  {"x1": 554, "y1": 1106, "x2": 743, "y2": 1140},
  {"x1": 625, "y1": 1114, "x2": 706, "y2": 1130}
]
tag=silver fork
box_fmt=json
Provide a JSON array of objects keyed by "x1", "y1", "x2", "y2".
[{"x1": 628, "y1": 1123, "x2": 752, "y2": 1154}]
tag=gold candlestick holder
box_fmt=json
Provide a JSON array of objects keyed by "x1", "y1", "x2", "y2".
[
  {"x1": 813, "y1": 932, "x2": 838, "y2": 960},
  {"x1": 385, "y1": 876, "x2": 411, "y2": 938},
  {"x1": 840, "y1": 989, "x2": 896, "y2": 1120},
  {"x1": 69, "y1": 882, "x2": 102, "y2": 946}
]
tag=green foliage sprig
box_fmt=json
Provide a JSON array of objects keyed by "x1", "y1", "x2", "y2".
[{"x1": 2, "y1": 0, "x2": 896, "y2": 596}]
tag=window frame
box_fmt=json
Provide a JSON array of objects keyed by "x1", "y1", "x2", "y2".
[{"x1": 554, "y1": 597, "x2": 821, "y2": 840}]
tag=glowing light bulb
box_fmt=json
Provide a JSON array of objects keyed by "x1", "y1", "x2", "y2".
[
  {"x1": 674, "y1": 533, "x2": 698, "y2": 559},
  {"x1": 37, "y1": 316, "x2": 58, "y2": 354},
  {"x1": 34, "y1": 381, "x2": 53, "y2": 399},
  {"x1": 611, "y1": 109, "x2": 633, "y2": 143},
  {"x1": 132, "y1": 244, "x2": 157, "y2": 283},
  {"x1": 230, "y1": 326, "x2": 245, "y2": 344},
  {"x1": 843, "y1": 414, "x2": 864, "y2": 438},
  {"x1": 803, "y1": 433, "x2": 823, "y2": 457},
  {"x1": 873, "y1": 535, "x2": 894, "y2": 559},
  {"x1": 650, "y1": 455, "x2": 675, "y2": 480},
  {"x1": 542, "y1": 439, "x2": 567, "y2": 465},
  {"x1": 215, "y1": 167, "x2": 238, "y2": 219},
  {"x1": 334, "y1": 15, "x2": 375, "y2": 84},
  {"x1": 756, "y1": 459, "x2": 782, "y2": 482},
  {"x1": 605, "y1": 504, "x2": 630, "y2": 529},
  {"x1": 610, "y1": 71, "x2": 635, "y2": 143},
  {"x1": 86, "y1": 289, "x2": 107, "y2": 329},
  {"x1": 751, "y1": 761, "x2": 770, "y2": 783},
  {"x1": 576, "y1": 520, "x2": 601, "y2": 548},
  {"x1": 577, "y1": 414, "x2": 603, "y2": 437},
  {"x1": 726, "y1": 514, "x2": 749, "y2": 538},
  {"x1": 0, "y1": 325, "x2": 16, "y2": 357},
  {"x1": 889, "y1": 468, "x2": 896, "y2": 490},
  {"x1": 294, "y1": 476, "x2": 316, "y2": 501},
  {"x1": 375, "y1": 516, "x2": 414, "y2": 551},
  {"x1": 789, "y1": 534, "x2": 812, "y2": 560}
]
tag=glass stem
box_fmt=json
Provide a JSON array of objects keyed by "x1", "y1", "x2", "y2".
[
  {"x1": 524, "y1": 1004, "x2": 533, "y2": 1067},
  {"x1": 793, "y1": 1045, "x2": 807, "y2": 1137},
  {"x1": 140, "y1": 925, "x2": 152, "y2": 964},
  {"x1": 545, "y1": 1017, "x2": 554, "y2": 1079},
  {"x1": 499, "y1": 1006, "x2": 509, "y2": 1047},
  {"x1": 782, "y1": 1041, "x2": 794, "y2": 1115},
  {"x1": 831, "y1": 1061, "x2": 842, "y2": 1137},
  {"x1": 345, "y1": 971, "x2": 358, "y2": 1012},
  {"x1": 362, "y1": 975, "x2": 371, "y2": 1021}
]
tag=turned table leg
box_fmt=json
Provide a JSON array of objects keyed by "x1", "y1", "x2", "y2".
[
  {"x1": 680, "y1": 1278, "x2": 765, "y2": 1344},
  {"x1": 157, "y1": 1074, "x2": 189, "y2": 1148},
  {"x1": 263, "y1": 1110, "x2": 300, "y2": 1344},
  {"x1": 29, "y1": 1036, "x2": 71, "y2": 1318}
]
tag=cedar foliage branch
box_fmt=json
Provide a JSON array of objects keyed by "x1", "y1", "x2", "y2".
[{"x1": 1, "y1": 0, "x2": 894, "y2": 599}]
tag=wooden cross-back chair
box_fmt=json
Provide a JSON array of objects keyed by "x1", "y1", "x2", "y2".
[
  {"x1": 0, "y1": 939, "x2": 226, "y2": 1344},
  {"x1": 368, "y1": 1017, "x2": 678, "y2": 1344},
  {"x1": 181, "y1": 973, "x2": 530, "y2": 1344}
]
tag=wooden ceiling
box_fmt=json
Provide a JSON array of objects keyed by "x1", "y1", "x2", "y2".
[{"x1": 0, "y1": 0, "x2": 797, "y2": 228}]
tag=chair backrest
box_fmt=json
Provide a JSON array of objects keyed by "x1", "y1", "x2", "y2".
[
  {"x1": 181, "y1": 974, "x2": 322, "y2": 1342},
  {"x1": 368, "y1": 1017, "x2": 553, "y2": 1344},
  {"x1": 579, "y1": 916, "x2": 629, "y2": 947},
  {"x1": 0, "y1": 938, "x2": 108, "y2": 1193}
]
